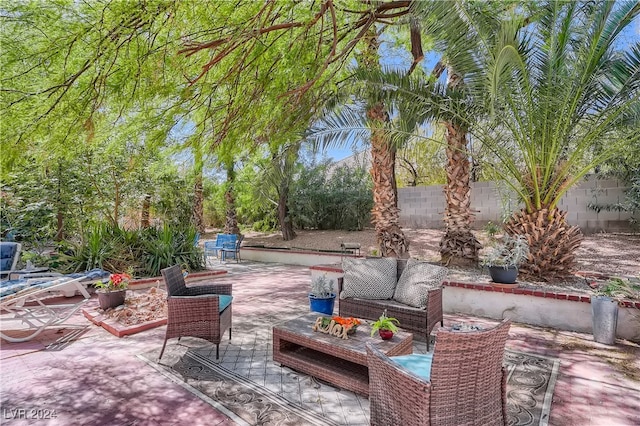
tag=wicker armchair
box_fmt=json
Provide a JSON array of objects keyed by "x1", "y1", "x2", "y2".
[
  {"x1": 159, "y1": 265, "x2": 233, "y2": 360},
  {"x1": 366, "y1": 318, "x2": 511, "y2": 426}
]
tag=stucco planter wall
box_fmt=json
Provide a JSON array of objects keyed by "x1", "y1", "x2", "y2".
[
  {"x1": 443, "y1": 282, "x2": 640, "y2": 343},
  {"x1": 242, "y1": 247, "x2": 357, "y2": 266}
]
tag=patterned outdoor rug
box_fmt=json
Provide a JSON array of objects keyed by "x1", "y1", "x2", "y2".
[{"x1": 139, "y1": 329, "x2": 558, "y2": 426}]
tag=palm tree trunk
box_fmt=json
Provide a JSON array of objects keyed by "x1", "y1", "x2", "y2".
[
  {"x1": 505, "y1": 208, "x2": 583, "y2": 280},
  {"x1": 224, "y1": 162, "x2": 240, "y2": 235},
  {"x1": 439, "y1": 66, "x2": 480, "y2": 266},
  {"x1": 368, "y1": 102, "x2": 409, "y2": 258},
  {"x1": 193, "y1": 175, "x2": 204, "y2": 233},
  {"x1": 439, "y1": 121, "x2": 481, "y2": 266},
  {"x1": 192, "y1": 144, "x2": 205, "y2": 233},
  {"x1": 141, "y1": 194, "x2": 151, "y2": 228},
  {"x1": 278, "y1": 181, "x2": 296, "y2": 241}
]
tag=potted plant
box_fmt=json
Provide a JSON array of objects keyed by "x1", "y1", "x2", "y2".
[
  {"x1": 370, "y1": 309, "x2": 400, "y2": 340},
  {"x1": 309, "y1": 275, "x2": 336, "y2": 315},
  {"x1": 591, "y1": 277, "x2": 640, "y2": 345},
  {"x1": 481, "y1": 234, "x2": 529, "y2": 285},
  {"x1": 95, "y1": 272, "x2": 131, "y2": 310}
]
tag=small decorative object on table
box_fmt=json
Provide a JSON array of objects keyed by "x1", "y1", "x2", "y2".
[
  {"x1": 370, "y1": 309, "x2": 400, "y2": 340},
  {"x1": 95, "y1": 272, "x2": 131, "y2": 310},
  {"x1": 312, "y1": 316, "x2": 361, "y2": 339}
]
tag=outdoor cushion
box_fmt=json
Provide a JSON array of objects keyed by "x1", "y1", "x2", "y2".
[
  {"x1": 0, "y1": 243, "x2": 17, "y2": 259},
  {"x1": 0, "y1": 243, "x2": 19, "y2": 272},
  {"x1": 0, "y1": 278, "x2": 75, "y2": 299},
  {"x1": 393, "y1": 259, "x2": 448, "y2": 308},
  {"x1": 391, "y1": 353, "x2": 434, "y2": 381},
  {"x1": 340, "y1": 257, "x2": 397, "y2": 300},
  {"x1": 219, "y1": 295, "x2": 233, "y2": 312},
  {"x1": 0, "y1": 258, "x2": 12, "y2": 271}
]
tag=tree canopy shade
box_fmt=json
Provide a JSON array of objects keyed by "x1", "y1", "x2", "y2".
[{"x1": 1, "y1": 0, "x2": 428, "y2": 245}]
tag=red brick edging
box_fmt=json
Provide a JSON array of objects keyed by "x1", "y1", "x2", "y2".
[
  {"x1": 82, "y1": 307, "x2": 167, "y2": 338},
  {"x1": 128, "y1": 269, "x2": 227, "y2": 289},
  {"x1": 309, "y1": 264, "x2": 640, "y2": 309},
  {"x1": 443, "y1": 280, "x2": 640, "y2": 309}
]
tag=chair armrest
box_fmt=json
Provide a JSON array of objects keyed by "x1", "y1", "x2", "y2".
[
  {"x1": 167, "y1": 295, "x2": 222, "y2": 323},
  {"x1": 426, "y1": 287, "x2": 443, "y2": 308},
  {"x1": 184, "y1": 283, "x2": 232, "y2": 296}
]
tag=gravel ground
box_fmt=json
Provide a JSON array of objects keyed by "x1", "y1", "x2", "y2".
[{"x1": 224, "y1": 228, "x2": 640, "y2": 295}]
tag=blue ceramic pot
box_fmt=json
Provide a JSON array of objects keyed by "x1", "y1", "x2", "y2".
[{"x1": 309, "y1": 293, "x2": 336, "y2": 315}]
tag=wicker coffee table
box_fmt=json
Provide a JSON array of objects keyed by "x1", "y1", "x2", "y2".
[{"x1": 272, "y1": 312, "x2": 413, "y2": 396}]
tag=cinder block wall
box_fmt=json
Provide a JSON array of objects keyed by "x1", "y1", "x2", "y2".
[{"x1": 398, "y1": 177, "x2": 636, "y2": 233}]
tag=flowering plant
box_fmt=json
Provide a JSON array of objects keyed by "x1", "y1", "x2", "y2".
[
  {"x1": 95, "y1": 273, "x2": 131, "y2": 292},
  {"x1": 331, "y1": 316, "x2": 361, "y2": 333}
]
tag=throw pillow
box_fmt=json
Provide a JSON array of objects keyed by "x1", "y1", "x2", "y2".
[
  {"x1": 393, "y1": 259, "x2": 448, "y2": 308},
  {"x1": 340, "y1": 257, "x2": 397, "y2": 300}
]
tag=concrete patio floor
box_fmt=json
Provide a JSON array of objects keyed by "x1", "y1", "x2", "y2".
[{"x1": 1, "y1": 262, "x2": 639, "y2": 425}]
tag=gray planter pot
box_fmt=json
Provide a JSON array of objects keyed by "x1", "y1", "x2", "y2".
[
  {"x1": 97, "y1": 290, "x2": 126, "y2": 310},
  {"x1": 488, "y1": 265, "x2": 518, "y2": 284},
  {"x1": 591, "y1": 295, "x2": 619, "y2": 345}
]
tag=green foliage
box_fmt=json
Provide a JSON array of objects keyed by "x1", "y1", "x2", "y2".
[
  {"x1": 483, "y1": 221, "x2": 501, "y2": 238},
  {"x1": 370, "y1": 310, "x2": 400, "y2": 336},
  {"x1": 310, "y1": 275, "x2": 335, "y2": 298},
  {"x1": 142, "y1": 224, "x2": 203, "y2": 277},
  {"x1": 290, "y1": 161, "x2": 373, "y2": 231},
  {"x1": 481, "y1": 234, "x2": 529, "y2": 268},
  {"x1": 58, "y1": 222, "x2": 203, "y2": 277},
  {"x1": 597, "y1": 277, "x2": 640, "y2": 302},
  {"x1": 396, "y1": 126, "x2": 447, "y2": 187},
  {"x1": 590, "y1": 137, "x2": 640, "y2": 227}
]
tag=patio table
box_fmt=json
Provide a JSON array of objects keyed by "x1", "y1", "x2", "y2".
[{"x1": 272, "y1": 312, "x2": 413, "y2": 396}]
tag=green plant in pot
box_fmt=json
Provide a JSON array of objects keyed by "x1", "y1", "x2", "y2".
[
  {"x1": 481, "y1": 234, "x2": 529, "y2": 285},
  {"x1": 308, "y1": 275, "x2": 336, "y2": 315},
  {"x1": 370, "y1": 310, "x2": 400, "y2": 340},
  {"x1": 591, "y1": 277, "x2": 640, "y2": 345},
  {"x1": 95, "y1": 272, "x2": 131, "y2": 310}
]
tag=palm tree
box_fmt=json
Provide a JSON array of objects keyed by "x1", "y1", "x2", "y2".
[
  {"x1": 329, "y1": 1, "x2": 638, "y2": 280},
  {"x1": 411, "y1": 1, "x2": 526, "y2": 266},
  {"x1": 418, "y1": 1, "x2": 639, "y2": 279},
  {"x1": 486, "y1": 1, "x2": 640, "y2": 279}
]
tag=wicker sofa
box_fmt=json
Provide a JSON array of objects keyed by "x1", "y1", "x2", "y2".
[{"x1": 337, "y1": 258, "x2": 446, "y2": 349}]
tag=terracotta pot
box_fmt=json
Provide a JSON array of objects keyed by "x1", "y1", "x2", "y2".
[
  {"x1": 97, "y1": 290, "x2": 126, "y2": 310},
  {"x1": 379, "y1": 329, "x2": 394, "y2": 340}
]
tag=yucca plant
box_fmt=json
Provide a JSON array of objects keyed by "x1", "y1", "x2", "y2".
[
  {"x1": 60, "y1": 223, "x2": 124, "y2": 273},
  {"x1": 142, "y1": 224, "x2": 203, "y2": 276}
]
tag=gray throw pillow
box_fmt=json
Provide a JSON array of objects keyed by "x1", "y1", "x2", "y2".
[
  {"x1": 393, "y1": 259, "x2": 448, "y2": 308},
  {"x1": 340, "y1": 258, "x2": 398, "y2": 300}
]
